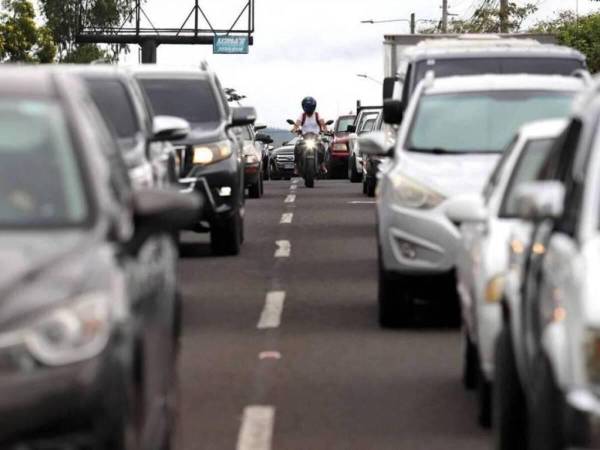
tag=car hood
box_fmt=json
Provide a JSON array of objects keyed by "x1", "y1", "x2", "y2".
[
  {"x1": 175, "y1": 122, "x2": 224, "y2": 145},
  {"x1": 397, "y1": 151, "x2": 501, "y2": 197},
  {"x1": 0, "y1": 230, "x2": 110, "y2": 327}
]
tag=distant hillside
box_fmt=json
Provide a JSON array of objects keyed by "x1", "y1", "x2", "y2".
[{"x1": 264, "y1": 128, "x2": 295, "y2": 148}]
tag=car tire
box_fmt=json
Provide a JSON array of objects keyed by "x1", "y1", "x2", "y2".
[
  {"x1": 378, "y1": 248, "x2": 413, "y2": 328},
  {"x1": 477, "y1": 367, "x2": 492, "y2": 429},
  {"x1": 349, "y1": 155, "x2": 361, "y2": 183},
  {"x1": 211, "y1": 211, "x2": 242, "y2": 256},
  {"x1": 528, "y1": 354, "x2": 565, "y2": 450},
  {"x1": 463, "y1": 332, "x2": 478, "y2": 390},
  {"x1": 366, "y1": 178, "x2": 376, "y2": 197},
  {"x1": 363, "y1": 179, "x2": 368, "y2": 195},
  {"x1": 248, "y1": 181, "x2": 261, "y2": 199},
  {"x1": 493, "y1": 327, "x2": 527, "y2": 450}
]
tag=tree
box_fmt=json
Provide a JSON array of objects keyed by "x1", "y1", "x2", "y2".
[
  {"x1": 0, "y1": 0, "x2": 57, "y2": 63},
  {"x1": 423, "y1": 1, "x2": 537, "y2": 33},
  {"x1": 533, "y1": 12, "x2": 600, "y2": 72},
  {"x1": 39, "y1": 0, "x2": 135, "y2": 63}
]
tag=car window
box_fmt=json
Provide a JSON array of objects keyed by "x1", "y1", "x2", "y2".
[
  {"x1": 483, "y1": 135, "x2": 519, "y2": 203},
  {"x1": 0, "y1": 99, "x2": 89, "y2": 227},
  {"x1": 240, "y1": 126, "x2": 252, "y2": 140},
  {"x1": 360, "y1": 118, "x2": 377, "y2": 134},
  {"x1": 357, "y1": 112, "x2": 379, "y2": 131},
  {"x1": 413, "y1": 57, "x2": 584, "y2": 91},
  {"x1": 138, "y1": 77, "x2": 221, "y2": 125},
  {"x1": 407, "y1": 90, "x2": 574, "y2": 154},
  {"x1": 85, "y1": 78, "x2": 140, "y2": 139},
  {"x1": 336, "y1": 117, "x2": 355, "y2": 132},
  {"x1": 500, "y1": 138, "x2": 556, "y2": 217}
]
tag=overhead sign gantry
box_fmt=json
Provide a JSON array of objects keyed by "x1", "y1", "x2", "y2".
[{"x1": 76, "y1": 0, "x2": 255, "y2": 62}]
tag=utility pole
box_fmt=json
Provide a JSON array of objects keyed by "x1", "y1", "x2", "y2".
[
  {"x1": 441, "y1": 0, "x2": 448, "y2": 33},
  {"x1": 500, "y1": 0, "x2": 509, "y2": 33},
  {"x1": 410, "y1": 13, "x2": 416, "y2": 34}
]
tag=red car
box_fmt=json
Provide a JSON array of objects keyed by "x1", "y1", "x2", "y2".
[{"x1": 326, "y1": 115, "x2": 355, "y2": 179}]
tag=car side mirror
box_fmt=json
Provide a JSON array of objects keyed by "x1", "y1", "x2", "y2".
[
  {"x1": 129, "y1": 188, "x2": 202, "y2": 252},
  {"x1": 231, "y1": 107, "x2": 257, "y2": 127},
  {"x1": 152, "y1": 116, "x2": 191, "y2": 142},
  {"x1": 255, "y1": 124, "x2": 267, "y2": 131},
  {"x1": 514, "y1": 181, "x2": 565, "y2": 222},
  {"x1": 286, "y1": 119, "x2": 295, "y2": 126},
  {"x1": 383, "y1": 99, "x2": 403, "y2": 125},
  {"x1": 383, "y1": 76, "x2": 398, "y2": 100},
  {"x1": 444, "y1": 194, "x2": 487, "y2": 224},
  {"x1": 256, "y1": 133, "x2": 273, "y2": 144},
  {"x1": 358, "y1": 131, "x2": 392, "y2": 157},
  {"x1": 346, "y1": 125, "x2": 357, "y2": 133},
  {"x1": 326, "y1": 120, "x2": 334, "y2": 126}
]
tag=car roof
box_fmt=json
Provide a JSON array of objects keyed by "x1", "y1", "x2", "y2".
[
  {"x1": 424, "y1": 74, "x2": 584, "y2": 95},
  {"x1": 127, "y1": 65, "x2": 212, "y2": 80},
  {"x1": 401, "y1": 39, "x2": 585, "y2": 61},
  {"x1": 518, "y1": 118, "x2": 569, "y2": 141},
  {"x1": 53, "y1": 64, "x2": 130, "y2": 79},
  {"x1": 0, "y1": 66, "x2": 60, "y2": 98}
]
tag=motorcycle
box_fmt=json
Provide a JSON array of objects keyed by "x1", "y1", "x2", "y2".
[{"x1": 286, "y1": 119, "x2": 334, "y2": 188}]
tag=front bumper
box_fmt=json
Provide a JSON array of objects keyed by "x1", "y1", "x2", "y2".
[
  {"x1": 565, "y1": 389, "x2": 600, "y2": 448},
  {"x1": 378, "y1": 202, "x2": 461, "y2": 276},
  {"x1": 0, "y1": 335, "x2": 130, "y2": 446}
]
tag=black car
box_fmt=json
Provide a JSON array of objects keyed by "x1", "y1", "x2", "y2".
[
  {"x1": 133, "y1": 67, "x2": 255, "y2": 256},
  {"x1": 268, "y1": 138, "x2": 298, "y2": 180},
  {"x1": 66, "y1": 66, "x2": 188, "y2": 190},
  {"x1": 0, "y1": 67, "x2": 200, "y2": 449}
]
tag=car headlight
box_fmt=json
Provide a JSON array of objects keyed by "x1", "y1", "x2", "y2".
[
  {"x1": 24, "y1": 292, "x2": 112, "y2": 366},
  {"x1": 305, "y1": 139, "x2": 317, "y2": 150},
  {"x1": 485, "y1": 274, "x2": 506, "y2": 304},
  {"x1": 390, "y1": 173, "x2": 445, "y2": 209},
  {"x1": 245, "y1": 154, "x2": 259, "y2": 164},
  {"x1": 192, "y1": 141, "x2": 232, "y2": 165}
]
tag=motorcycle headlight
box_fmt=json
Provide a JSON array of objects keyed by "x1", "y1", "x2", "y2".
[
  {"x1": 192, "y1": 141, "x2": 232, "y2": 165},
  {"x1": 305, "y1": 139, "x2": 317, "y2": 150},
  {"x1": 390, "y1": 173, "x2": 445, "y2": 210},
  {"x1": 24, "y1": 293, "x2": 112, "y2": 366}
]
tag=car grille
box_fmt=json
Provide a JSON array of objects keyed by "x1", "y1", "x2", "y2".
[{"x1": 276, "y1": 154, "x2": 294, "y2": 162}]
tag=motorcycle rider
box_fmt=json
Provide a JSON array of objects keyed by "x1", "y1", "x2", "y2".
[{"x1": 292, "y1": 97, "x2": 328, "y2": 174}]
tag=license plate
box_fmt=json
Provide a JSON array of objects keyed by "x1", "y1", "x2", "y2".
[{"x1": 284, "y1": 163, "x2": 294, "y2": 169}]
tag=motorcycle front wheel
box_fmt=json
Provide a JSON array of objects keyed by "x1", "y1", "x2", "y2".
[{"x1": 304, "y1": 158, "x2": 315, "y2": 188}]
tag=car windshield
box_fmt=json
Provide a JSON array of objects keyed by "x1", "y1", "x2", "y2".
[
  {"x1": 0, "y1": 100, "x2": 89, "y2": 227},
  {"x1": 414, "y1": 57, "x2": 584, "y2": 89},
  {"x1": 407, "y1": 90, "x2": 574, "y2": 153},
  {"x1": 336, "y1": 117, "x2": 355, "y2": 132},
  {"x1": 501, "y1": 138, "x2": 556, "y2": 216},
  {"x1": 85, "y1": 78, "x2": 140, "y2": 139},
  {"x1": 138, "y1": 78, "x2": 221, "y2": 125}
]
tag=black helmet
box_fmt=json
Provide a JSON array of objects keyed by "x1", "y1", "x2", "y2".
[{"x1": 302, "y1": 96, "x2": 317, "y2": 114}]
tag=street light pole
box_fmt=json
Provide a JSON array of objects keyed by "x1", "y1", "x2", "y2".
[{"x1": 442, "y1": 0, "x2": 448, "y2": 33}]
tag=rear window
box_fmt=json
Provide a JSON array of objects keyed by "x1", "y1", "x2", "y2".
[
  {"x1": 138, "y1": 78, "x2": 221, "y2": 125},
  {"x1": 413, "y1": 57, "x2": 584, "y2": 91},
  {"x1": 85, "y1": 78, "x2": 139, "y2": 139},
  {"x1": 336, "y1": 116, "x2": 355, "y2": 132}
]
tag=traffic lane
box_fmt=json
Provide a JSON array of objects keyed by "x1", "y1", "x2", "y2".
[
  {"x1": 270, "y1": 180, "x2": 488, "y2": 449},
  {"x1": 176, "y1": 180, "x2": 292, "y2": 450}
]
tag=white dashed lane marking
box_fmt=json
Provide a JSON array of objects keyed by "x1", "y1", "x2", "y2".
[
  {"x1": 236, "y1": 406, "x2": 275, "y2": 450},
  {"x1": 280, "y1": 213, "x2": 293, "y2": 224},
  {"x1": 290, "y1": 184, "x2": 297, "y2": 191},
  {"x1": 274, "y1": 240, "x2": 291, "y2": 258},
  {"x1": 349, "y1": 200, "x2": 376, "y2": 204},
  {"x1": 257, "y1": 291, "x2": 286, "y2": 329},
  {"x1": 284, "y1": 194, "x2": 296, "y2": 203}
]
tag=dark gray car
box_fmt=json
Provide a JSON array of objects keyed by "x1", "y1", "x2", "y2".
[{"x1": 0, "y1": 67, "x2": 199, "y2": 449}]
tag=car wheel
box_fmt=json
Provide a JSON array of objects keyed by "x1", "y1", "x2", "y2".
[
  {"x1": 211, "y1": 211, "x2": 242, "y2": 256},
  {"x1": 477, "y1": 366, "x2": 492, "y2": 428},
  {"x1": 463, "y1": 331, "x2": 478, "y2": 390},
  {"x1": 259, "y1": 176, "x2": 264, "y2": 196},
  {"x1": 527, "y1": 354, "x2": 565, "y2": 450},
  {"x1": 248, "y1": 181, "x2": 261, "y2": 199},
  {"x1": 349, "y1": 155, "x2": 361, "y2": 183},
  {"x1": 378, "y1": 248, "x2": 413, "y2": 328},
  {"x1": 493, "y1": 327, "x2": 527, "y2": 450},
  {"x1": 366, "y1": 178, "x2": 376, "y2": 197},
  {"x1": 363, "y1": 179, "x2": 368, "y2": 195}
]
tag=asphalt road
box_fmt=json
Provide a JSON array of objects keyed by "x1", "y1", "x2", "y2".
[{"x1": 176, "y1": 179, "x2": 490, "y2": 450}]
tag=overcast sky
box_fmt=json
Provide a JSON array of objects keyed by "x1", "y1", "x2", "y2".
[{"x1": 121, "y1": 0, "x2": 599, "y2": 128}]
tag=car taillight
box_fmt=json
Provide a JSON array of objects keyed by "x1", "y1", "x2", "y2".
[{"x1": 332, "y1": 143, "x2": 348, "y2": 151}]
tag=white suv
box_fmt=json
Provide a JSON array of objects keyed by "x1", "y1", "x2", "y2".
[{"x1": 360, "y1": 73, "x2": 583, "y2": 328}]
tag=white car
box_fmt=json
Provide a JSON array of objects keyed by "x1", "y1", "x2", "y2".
[
  {"x1": 348, "y1": 108, "x2": 380, "y2": 182},
  {"x1": 360, "y1": 73, "x2": 583, "y2": 328},
  {"x1": 444, "y1": 119, "x2": 568, "y2": 428}
]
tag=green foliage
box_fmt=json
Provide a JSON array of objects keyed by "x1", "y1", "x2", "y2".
[
  {"x1": 533, "y1": 12, "x2": 600, "y2": 73},
  {"x1": 422, "y1": 1, "x2": 537, "y2": 33},
  {"x1": 39, "y1": 0, "x2": 135, "y2": 62},
  {"x1": 0, "y1": 0, "x2": 57, "y2": 62}
]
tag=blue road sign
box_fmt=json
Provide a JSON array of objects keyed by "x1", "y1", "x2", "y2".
[{"x1": 213, "y1": 35, "x2": 249, "y2": 54}]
